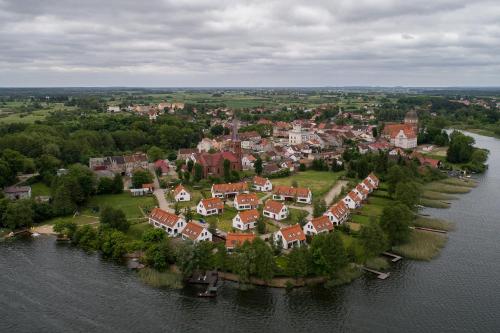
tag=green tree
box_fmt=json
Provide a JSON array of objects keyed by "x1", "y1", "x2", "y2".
[
  {"x1": 184, "y1": 207, "x2": 193, "y2": 222},
  {"x1": 53, "y1": 219, "x2": 77, "y2": 238},
  {"x1": 256, "y1": 215, "x2": 266, "y2": 234},
  {"x1": 144, "y1": 240, "x2": 173, "y2": 271},
  {"x1": 112, "y1": 174, "x2": 124, "y2": 194},
  {"x1": 147, "y1": 146, "x2": 164, "y2": 162},
  {"x1": 52, "y1": 185, "x2": 77, "y2": 216},
  {"x1": 395, "y1": 181, "x2": 421, "y2": 210},
  {"x1": 286, "y1": 247, "x2": 310, "y2": 279},
  {"x1": 97, "y1": 177, "x2": 114, "y2": 194},
  {"x1": 100, "y1": 206, "x2": 130, "y2": 232},
  {"x1": 254, "y1": 157, "x2": 263, "y2": 175},
  {"x1": 359, "y1": 219, "x2": 388, "y2": 258},
  {"x1": 309, "y1": 232, "x2": 348, "y2": 278},
  {"x1": 3, "y1": 200, "x2": 34, "y2": 230},
  {"x1": 142, "y1": 228, "x2": 166, "y2": 243},
  {"x1": 99, "y1": 229, "x2": 128, "y2": 260},
  {"x1": 223, "y1": 159, "x2": 231, "y2": 182},
  {"x1": 72, "y1": 225, "x2": 98, "y2": 251},
  {"x1": 447, "y1": 131, "x2": 475, "y2": 163},
  {"x1": 313, "y1": 199, "x2": 327, "y2": 218},
  {"x1": 380, "y1": 203, "x2": 412, "y2": 245},
  {"x1": 194, "y1": 163, "x2": 203, "y2": 182},
  {"x1": 132, "y1": 170, "x2": 153, "y2": 188}
]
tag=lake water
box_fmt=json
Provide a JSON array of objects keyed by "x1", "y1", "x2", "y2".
[{"x1": 1, "y1": 132, "x2": 500, "y2": 333}]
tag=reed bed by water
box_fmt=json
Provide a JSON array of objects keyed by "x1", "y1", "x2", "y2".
[
  {"x1": 438, "y1": 178, "x2": 478, "y2": 188},
  {"x1": 392, "y1": 230, "x2": 447, "y2": 261},
  {"x1": 423, "y1": 183, "x2": 472, "y2": 194},
  {"x1": 138, "y1": 268, "x2": 183, "y2": 289},
  {"x1": 413, "y1": 216, "x2": 455, "y2": 231},
  {"x1": 421, "y1": 191, "x2": 457, "y2": 201},
  {"x1": 365, "y1": 257, "x2": 389, "y2": 271},
  {"x1": 420, "y1": 198, "x2": 451, "y2": 209}
]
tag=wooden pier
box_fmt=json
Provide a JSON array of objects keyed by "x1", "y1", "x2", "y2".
[
  {"x1": 188, "y1": 270, "x2": 220, "y2": 297},
  {"x1": 411, "y1": 226, "x2": 447, "y2": 234},
  {"x1": 382, "y1": 252, "x2": 403, "y2": 262},
  {"x1": 362, "y1": 267, "x2": 390, "y2": 280}
]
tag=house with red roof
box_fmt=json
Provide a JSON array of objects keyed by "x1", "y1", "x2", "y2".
[
  {"x1": 149, "y1": 208, "x2": 186, "y2": 237},
  {"x1": 354, "y1": 184, "x2": 369, "y2": 201},
  {"x1": 211, "y1": 182, "x2": 249, "y2": 198},
  {"x1": 360, "y1": 178, "x2": 375, "y2": 193},
  {"x1": 383, "y1": 124, "x2": 417, "y2": 149},
  {"x1": 172, "y1": 184, "x2": 191, "y2": 202},
  {"x1": 366, "y1": 173, "x2": 379, "y2": 189},
  {"x1": 232, "y1": 209, "x2": 260, "y2": 230},
  {"x1": 154, "y1": 159, "x2": 170, "y2": 176},
  {"x1": 233, "y1": 193, "x2": 260, "y2": 211},
  {"x1": 274, "y1": 224, "x2": 306, "y2": 249},
  {"x1": 263, "y1": 200, "x2": 289, "y2": 221},
  {"x1": 225, "y1": 232, "x2": 256, "y2": 250},
  {"x1": 303, "y1": 215, "x2": 334, "y2": 236},
  {"x1": 252, "y1": 176, "x2": 273, "y2": 192},
  {"x1": 323, "y1": 200, "x2": 350, "y2": 225},
  {"x1": 343, "y1": 190, "x2": 362, "y2": 209},
  {"x1": 181, "y1": 221, "x2": 212, "y2": 243},
  {"x1": 272, "y1": 185, "x2": 312, "y2": 204},
  {"x1": 197, "y1": 197, "x2": 224, "y2": 216}
]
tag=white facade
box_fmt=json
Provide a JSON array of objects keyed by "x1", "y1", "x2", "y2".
[
  {"x1": 263, "y1": 205, "x2": 289, "y2": 221},
  {"x1": 148, "y1": 216, "x2": 186, "y2": 237},
  {"x1": 288, "y1": 124, "x2": 315, "y2": 145},
  {"x1": 174, "y1": 189, "x2": 191, "y2": 202},
  {"x1": 196, "y1": 201, "x2": 221, "y2": 216},
  {"x1": 232, "y1": 214, "x2": 257, "y2": 231},
  {"x1": 392, "y1": 130, "x2": 417, "y2": 149}
]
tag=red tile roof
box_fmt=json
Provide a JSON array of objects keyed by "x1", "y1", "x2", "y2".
[
  {"x1": 273, "y1": 185, "x2": 310, "y2": 198},
  {"x1": 264, "y1": 200, "x2": 285, "y2": 214},
  {"x1": 173, "y1": 184, "x2": 187, "y2": 196},
  {"x1": 279, "y1": 224, "x2": 306, "y2": 242},
  {"x1": 327, "y1": 201, "x2": 349, "y2": 219},
  {"x1": 212, "y1": 182, "x2": 248, "y2": 194},
  {"x1": 225, "y1": 232, "x2": 256, "y2": 249},
  {"x1": 237, "y1": 209, "x2": 260, "y2": 224},
  {"x1": 234, "y1": 193, "x2": 259, "y2": 206},
  {"x1": 200, "y1": 197, "x2": 224, "y2": 210},
  {"x1": 383, "y1": 124, "x2": 416, "y2": 139},
  {"x1": 253, "y1": 176, "x2": 270, "y2": 187},
  {"x1": 347, "y1": 191, "x2": 362, "y2": 203},
  {"x1": 150, "y1": 208, "x2": 181, "y2": 227},
  {"x1": 310, "y1": 216, "x2": 334, "y2": 232},
  {"x1": 182, "y1": 222, "x2": 204, "y2": 240}
]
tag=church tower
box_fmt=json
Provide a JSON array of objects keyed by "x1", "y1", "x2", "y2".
[
  {"x1": 404, "y1": 110, "x2": 419, "y2": 133},
  {"x1": 231, "y1": 117, "x2": 242, "y2": 170}
]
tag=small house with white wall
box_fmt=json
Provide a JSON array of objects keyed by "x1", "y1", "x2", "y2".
[
  {"x1": 303, "y1": 215, "x2": 334, "y2": 236},
  {"x1": 149, "y1": 208, "x2": 186, "y2": 237},
  {"x1": 232, "y1": 209, "x2": 260, "y2": 231},
  {"x1": 263, "y1": 200, "x2": 288, "y2": 221},
  {"x1": 181, "y1": 221, "x2": 212, "y2": 243},
  {"x1": 324, "y1": 200, "x2": 350, "y2": 225},
  {"x1": 173, "y1": 184, "x2": 191, "y2": 202},
  {"x1": 197, "y1": 197, "x2": 224, "y2": 216},
  {"x1": 233, "y1": 193, "x2": 260, "y2": 211},
  {"x1": 274, "y1": 224, "x2": 306, "y2": 250},
  {"x1": 343, "y1": 191, "x2": 362, "y2": 209},
  {"x1": 252, "y1": 176, "x2": 272, "y2": 192}
]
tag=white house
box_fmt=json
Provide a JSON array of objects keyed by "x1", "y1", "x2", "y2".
[
  {"x1": 366, "y1": 173, "x2": 380, "y2": 189},
  {"x1": 303, "y1": 215, "x2": 334, "y2": 236},
  {"x1": 360, "y1": 178, "x2": 375, "y2": 193},
  {"x1": 211, "y1": 182, "x2": 249, "y2": 198},
  {"x1": 252, "y1": 176, "x2": 272, "y2": 192},
  {"x1": 149, "y1": 208, "x2": 186, "y2": 237},
  {"x1": 242, "y1": 154, "x2": 257, "y2": 170},
  {"x1": 274, "y1": 224, "x2": 306, "y2": 249},
  {"x1": 353, "y1": 184, "x2": 369, "y2": 201},
  {"x1": 3, "y1": 186, "x2": 31, "y2": 200},
  {"x1": 263, "y1": 200, "x2": 289, "y2": 221},
  {"x1": 233, "y1": 193, "x2": 260, "y2": 211},
  {"x1": 232, "y1": 209, "x2": 259, "y2": 230},
  {"x1": 181, "y1": 221, "x2": 212, "y2": 242},
  {"x1": 197, "y1": 198, "x2": 224, "y2": 216},
  {"x1": 324, "y1": 201, "x2": 350, "y2": 225},
  {"x1": 273, "y1": 185, "x2": 312, "y2": 204},
  {"x1": 343, "y1": 191, "x2": 362, "y2": 209},
  {"x1": 172, "y1": 184, "x2": 191, "y2": 202},
  {"x1": 225, "y1": 233, "x2": 256, "y2": 250}
]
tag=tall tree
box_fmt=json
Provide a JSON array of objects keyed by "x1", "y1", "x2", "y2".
[
  {"x1": 359, "y1": 219, "x2": 388, "y2": 258},
  {"x1": 100, "y1": 206, "x2": 129, "y2": 232},
  {"x1": 254, "y1": 157, "x2": 263, "y2": 175},
  {"x1": 223, "y1": 159, "x2": 231, "y2": 182},
  {"x1": 380, "y1": 203, "x2": 412, "y2": 245},
  {"x1": 2, "y1": 200, "x2": 34, "y2": 230}
]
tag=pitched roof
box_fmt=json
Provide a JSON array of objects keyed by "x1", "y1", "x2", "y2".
[
  {"x1": 199, "y1": 197, "x2": 224, "y2": 210},
  {"x1": 173, "y1": 184, "x2": 187, "y2": 196},
  {"x1": 367, "y1": 173, "x2": 379, "y2": 183},
  {"x1": 225, "y1": 232, "x2": 256, "y2": 249},
  {"x1": 383, "y1": 124, "x2": 416, "y2": 139},
  {"x1": 356, "y1": 184, "x2": 369, "y2": 196},
  {"x1": 149, "y1": 208, "x2": 181, "y2": 227},
  {"x1": 362, "y1": 179, "x2": 374, "y2": 190},
  {"x1": 273, "y1": 185, "x2": 310, "y2": 198},
  {"x1": 212, "y1": 182, "x2": 248, "y2": 194},
  {"x1": 326, "y1": 201, "x2": 349, "y2": 219},
  {"x1": 279, "y1": 224, "x2": 306, "y2": 242},
  {"x1": 310, "y1": 216, "x2": 334, "y2": 232},
  {"x1": 347, "y1": 191, "x2": 362, "y2": 203},
  {"x1": 237, "y1": 209, "x2": 260, "y2": 224},
  {"x1": 234, "y1": 193, "x2": 259, "y2": 206},
  {"x1": 253, "y1": 176, "x2": 270, "y2": 187},
  {"x1": 264, "y1": 200, "x2": 285, "y2": 214},
  {"x1": 182, "y1": 222, "x2": 205, "y2": 240}
]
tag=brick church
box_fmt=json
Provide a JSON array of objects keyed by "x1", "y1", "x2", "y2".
[{"x1": 193, "y1": 119, "x2": 242, "y2": 178}]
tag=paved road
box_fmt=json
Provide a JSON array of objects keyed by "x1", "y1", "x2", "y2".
[
  {"x1": 324, "y1": 180, "x2": 348, "y2": 206},
  {"x1": 148, "y1": 163, "x2": 174, "y2": 213}
]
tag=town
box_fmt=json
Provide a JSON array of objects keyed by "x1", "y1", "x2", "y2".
[{"x1": 0, "y1": 88, "x2": 490, "y2": 289}]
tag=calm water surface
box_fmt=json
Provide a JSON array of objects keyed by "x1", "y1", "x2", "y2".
[{"x1": 1, "y1": 132, "x2": 500, "y2": 333}]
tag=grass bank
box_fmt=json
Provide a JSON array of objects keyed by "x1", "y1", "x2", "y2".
[
  {"x1": 423, "y1": 183, "x2": 473, "y2": 194},
  {"x1": 420, "y1": 198, "x2": 451, "y2": 209},
  {"x1": 421, "y1": 190, "x2": 457, "y2": 201},
  {"x1": 392, "y1": 230, "x2": 447, "y2": 261},
  {"x1": 138, "y1": 268, "x2": 183, "y2": 289}
]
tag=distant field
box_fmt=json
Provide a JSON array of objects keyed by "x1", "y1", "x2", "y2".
[{"x1": 0, "y1": 103, "x2": 77, "y2": 124}]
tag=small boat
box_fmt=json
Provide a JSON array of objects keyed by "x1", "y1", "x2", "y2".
[{"x1": 197, "y1": 286, "x2": 218, "y2": 298}]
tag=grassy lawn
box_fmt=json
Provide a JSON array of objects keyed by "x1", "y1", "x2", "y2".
[
  {"x1": 31, "y1": 182, "x2": 51, "y2": 196},
  {"x1": 126, "y1": 222, "x2": 153, "y2": 241},
  {"x1": 350, "y1": 191, "x2": 394, "y2": 225},
  {"x1": 85, "y1": 193, "x2": 157, "y2": 219},
  {"x1": 422, "y1": 190, "x2": 457, "y2": 200},
  {"x1": 195, "y1": 206, "x2": 239, "y2": 232},
  {"x1": 413, "y1": 216, "x2": 455, "y2": 231},
  {"x1": 44, "y1": 214, "x2": 99, "y2": 227},
  {"x1": 271, "y1": 170, "x2": 343, "y2": 199},
  {"x1": 420, "y1": 198, "x2": 450, "y2": 209},
  {"x1": 281, "y1": 208, "x2": 309, "y2": 225}
]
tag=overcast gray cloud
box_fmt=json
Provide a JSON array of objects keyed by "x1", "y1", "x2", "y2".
[{"x1": 0, "y1": 0, "x2": 499, "y2": 86}]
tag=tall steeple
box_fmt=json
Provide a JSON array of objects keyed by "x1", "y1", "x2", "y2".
[{"x1": 231, "y1": 117, "x2": 242, "y2": 170}]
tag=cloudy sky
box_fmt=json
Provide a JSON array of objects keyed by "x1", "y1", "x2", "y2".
[{"x1": 0, "y1": 0, "x2": 499, "y2": 87}]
